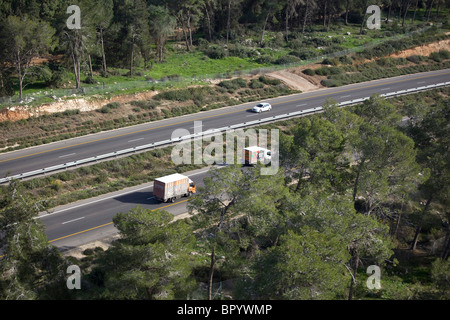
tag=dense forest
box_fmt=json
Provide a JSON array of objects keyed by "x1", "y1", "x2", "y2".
[{"x1": 0, "y1": 0, "x2": 449, "y2": 101}]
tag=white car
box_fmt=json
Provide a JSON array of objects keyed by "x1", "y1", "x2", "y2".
[{"x1": 252, "y1": 102, "x2": 272, "y2": 113}]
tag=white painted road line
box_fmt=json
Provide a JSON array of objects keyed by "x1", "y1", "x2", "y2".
[
  {"x1": 58, "y1": 153, "x2": 76, "y2": 158},
  {"x1": 128, "y1": 138, "x2": 144, "y2": 143},
  {"x1": 297, "y1": 103, "x2": 308, "y2": 107},
  {"x1": 380, "y1": 87, "x2": 391, "y2": 91},
  {"x1": 62, "y1": 217, "x2": 85, "y2": 224},
  {"x1": 340, "y1": 95, "x2": 351, "y2": 98}
]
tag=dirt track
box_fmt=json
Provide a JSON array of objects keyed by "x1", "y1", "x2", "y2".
[{"x1": 266, "y1": 70, "x2": 320, "y2": 92}]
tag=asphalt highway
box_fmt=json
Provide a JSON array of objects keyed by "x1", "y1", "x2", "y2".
[
  {"x1": 1, "y1": 69, "x2": 449, "y2": 179},
  {"x1": 40, "y1": 167, "x2": 212, "y2": 251}
]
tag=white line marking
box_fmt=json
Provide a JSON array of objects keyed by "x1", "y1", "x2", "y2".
[
  {"x1": 380, "y1": 87, "x2": 391, "y2": 91},
  {"x1": 147, "y1": 196, "x2": 155, "y2": 200},
  {"x1": 297, "y1": 103, "x2": 308, "y2": 107},
  {"x1": 58, "y1": 153, "x2": 76, "y2": 158},
  {"x1": 128, "y1": 138, "x2": 144, "y2": 143},
  {"x1": 340, "y1": 95, "x2": 351, "y2": 98},
  {"x1": 417, "y1": 81, "x2": 426, "y2": 84},
  {"x1": 62, "y1": 217, "x2": 85, "y2": 224}
]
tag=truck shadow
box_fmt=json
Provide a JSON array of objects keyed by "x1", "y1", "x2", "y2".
[{"x1": 113, "y1": 191, "x2": 160, "y2": 205}]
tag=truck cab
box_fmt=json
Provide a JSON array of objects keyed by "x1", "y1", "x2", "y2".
[{"x1": 188, "y1": 179, "x2": 196, "y2": 195}]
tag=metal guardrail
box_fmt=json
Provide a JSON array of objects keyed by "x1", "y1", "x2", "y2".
[{"x1": 1, "y1": 81, "x2": 449, "y2": 184}]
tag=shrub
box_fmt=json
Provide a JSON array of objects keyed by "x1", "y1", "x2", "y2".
[
  {"x1": 438, "y1": 49, "x2": 450, "y2": 59},
  {"x1": 204, "y1": 45, "x2": 226, "y2": 59},
  {"x1": 258, "y1": 76, "x2": 281, "y2": 85},
  {"x1": 249, "y1": 79, "x2": 264, "y2": 89},
  {"x1": 50, "y1": 179, "x2": 62, "y2": 192},
  {"x1": 218, "y1": 78, "x2": 248, "y2": 91},
  {"x1": 130, "y1": 99, "x2": 160, "y2": 110},
  {"x1": 154, "y1": 87, "x2": 215, "y2": 102},
  {"x1": 406, "y1": 55, "x2": 426, "y2": 64},
  {"x1": 358, "y1": 43, "x2": 395, "y2": 59},
  {"x1": 304, "y1": 37, "x2": 332, "y2": 47},
  {"x1": 154, "y1": 89, "x2": 191, "y2": 101},
  {"x1": 429, "y1": 52, "x2": 442, "y2": 62},
  {"x1": 329, "y1": 67, "x2": 343, "y2": 75},
  {"x1": 62, "y1": 109, "x2": 80, "y2": 116},
  {"x1": 287, "y1": 38, "x2": 304, "y2": 50},
  {"x1": 99, "y1": 69, "x2": 109, "y2": 78},
  {"x1": 321, "y1": 45, "x2": 346, "y2": 55},
  {"x1": 166, "y1": 74, "x2": 181, "y2": 81},
  {"x1": 106, "y1": 102, "x2": 120, "y2": 109},
  {"x1": 322, "y1": 58, "x2": 339, "y2": 66},
  {"x1": 290, "y1": 48, "x2": 317, "y2": 60},
  {"x1": 256, "y1": 55, "x2": 274, "y2": 64},
  {"x1": 321, "y1": 79, "x2": 340, "y2": 87},
  {"x1": 228, "y1": 44, "x2": 251, "y2": 58},
  {"x1": 315, "y1": 67, "x2": 332, "y2": 76},
  {"x1": 274, "y1": 55, "x2": 301, "y2": 65},
  {"x1": 83, "y1": 75, "x2": 96, "y2": 84},
  {"x1": 302, "y1": 68, "x2": 316, "y2": 76},
  {"x1": 99, "y1": 105, "x2": 112, "y2": 113},
  {"x1": 47, "y1": 68, "x2": 70, "y2": 88},
  {"x1": 338, "y1": 55, "x2": 354, "y2": 65}
]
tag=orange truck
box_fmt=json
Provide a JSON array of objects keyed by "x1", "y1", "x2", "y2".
[{"x1": 153, "y1": 173, "x2": 196, "y2": 203}]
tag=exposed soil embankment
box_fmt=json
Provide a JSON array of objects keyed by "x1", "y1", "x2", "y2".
[
  {"x1": 390, "y1": 38, "x2": 450, "y2": 58},
  {"x1": 0, "y1": 90, "x2": 159, "y2": 122},
  {"x1": 0, "y1": 107, "x2": 32, "y2": 122}
]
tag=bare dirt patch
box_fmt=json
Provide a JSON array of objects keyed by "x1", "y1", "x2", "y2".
[
  {"x1": 390, "y1": 38, "x2": 450, "y2": 58},
  {"x1": 0, "y1": 107, "x2": 32, "y2": 122},
  {"x1": 61, "y1": 235, "x2": 120, "y2": 258},
  {"x1": 266, "y1": 70, "x2": 320, "y2": 92},
  {"x1": 36, "y1": 90, "x2": 159, "y2": 115}
]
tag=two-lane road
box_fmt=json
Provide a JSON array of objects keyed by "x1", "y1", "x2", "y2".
[{"x1": 1, "y1": 69, "x2": 449, "y2": 178}]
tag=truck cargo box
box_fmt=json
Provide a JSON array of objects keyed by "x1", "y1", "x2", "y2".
[
  {"x1": 243, "y1": 146, "x2": 271, "y2": 165},
  {"x1": 153, "y1": 173, "x2": 195, "y2": 202}
]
